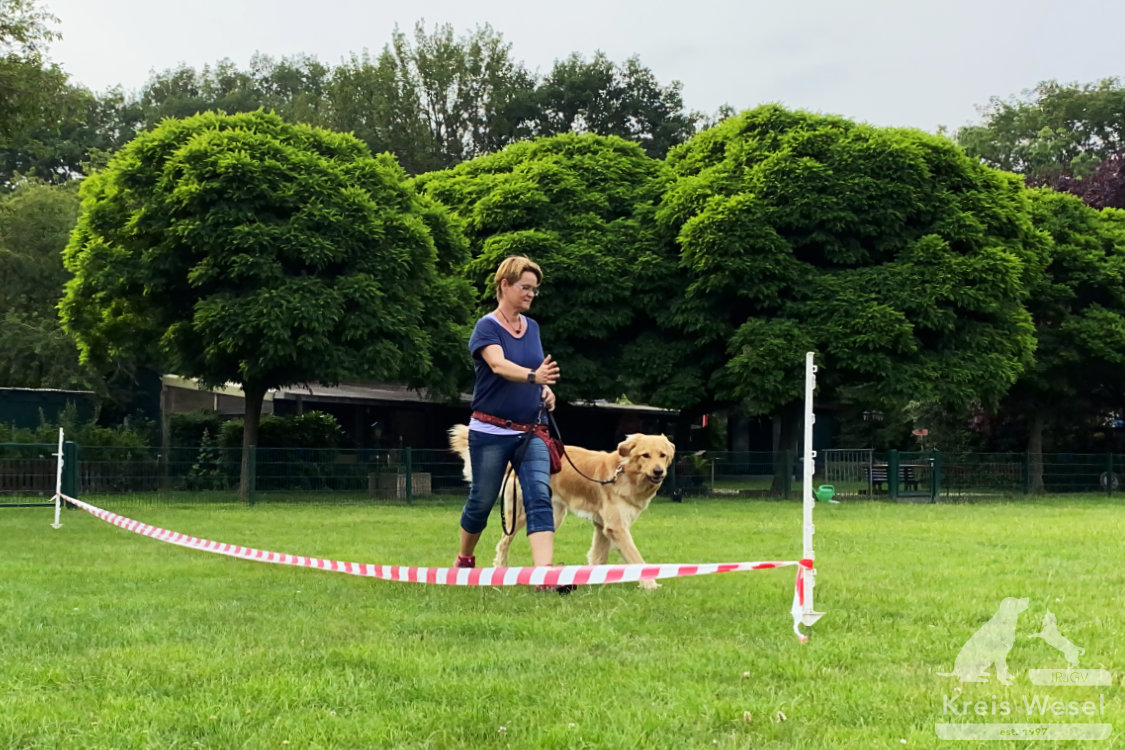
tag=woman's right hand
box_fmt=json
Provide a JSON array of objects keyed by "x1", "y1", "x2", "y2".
[{"x1": 533, "y1": 354, "x2": 560, "y2": 385}]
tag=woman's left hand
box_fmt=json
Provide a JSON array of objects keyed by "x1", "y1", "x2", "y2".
[{"x1": 541, "y1": 386, "x2": 556, "y2": 411}]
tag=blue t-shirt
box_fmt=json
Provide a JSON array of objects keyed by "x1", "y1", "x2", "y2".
[{"x1": 468, "y1": 314, "x2": 545, "y2": 424}]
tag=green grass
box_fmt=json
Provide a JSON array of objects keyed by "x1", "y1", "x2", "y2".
[{"x1": 2, "y1": 495, "x2": 1122, "y2": 749}]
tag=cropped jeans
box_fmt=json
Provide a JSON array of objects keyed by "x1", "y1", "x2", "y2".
[{"x1": 460, "y1": 429, "x2": 554, "y2": 536}]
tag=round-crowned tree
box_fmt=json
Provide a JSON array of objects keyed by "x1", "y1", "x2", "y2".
[
  {"x1": 61, "y1": 110, "x2": 473, "y2": 497},
  {"x1": 653, "y1": 105, "x2": 1048, "y2": 465},
  {"x1": 414, "y1": 133, "x2": 677, "y2": 402}
]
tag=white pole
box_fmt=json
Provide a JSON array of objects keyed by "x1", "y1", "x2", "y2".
[
  {"x1": 799, "y1": 352, "x2": 824, "y2": 631},
  {"x1": 51, "y1": 427, "x2": 64, "y2": 529},
  {"x1": 802, "y1": 352, "x2": 816, "y2": 561}
]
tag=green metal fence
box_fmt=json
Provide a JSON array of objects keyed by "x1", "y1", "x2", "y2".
[{"x1": 3, "y1": 443, "x2": 1123, "y2": 507}]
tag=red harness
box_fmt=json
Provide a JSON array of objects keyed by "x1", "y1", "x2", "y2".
[
  {"x1": 471, "y1": 410, "x2": 540, "y2": 433},
  {"x1": 471, "y1": 410, "x2": 561, "y2": 474}
]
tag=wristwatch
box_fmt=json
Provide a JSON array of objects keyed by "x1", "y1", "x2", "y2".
[{"x1": 527, "y1": 370, "x2": 536, "y2": 383}]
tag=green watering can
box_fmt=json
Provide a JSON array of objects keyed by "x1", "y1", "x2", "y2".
[{"x1": 814, "y1": 484, "x2": 838, "y2": 503}]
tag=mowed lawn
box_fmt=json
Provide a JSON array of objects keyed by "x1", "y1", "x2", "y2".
[{"x1": 2, "y1": 495, "x2": 1122, "y2": 749}]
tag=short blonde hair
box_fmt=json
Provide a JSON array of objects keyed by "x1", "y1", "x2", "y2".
[{"x1": 493, "y1": 256, "x2": 542, "y2": 300}]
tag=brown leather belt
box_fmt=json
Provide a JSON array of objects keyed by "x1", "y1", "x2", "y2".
[{"x1": 472, "y1": 410, "x2": 541, "y2": 433}]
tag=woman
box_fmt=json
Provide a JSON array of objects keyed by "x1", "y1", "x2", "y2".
[{"x1": 454, "y1": 255, "x2": 561, "y2": 581}]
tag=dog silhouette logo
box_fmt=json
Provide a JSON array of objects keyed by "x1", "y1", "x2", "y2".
[
  {"x1": 938, "y1": 597, "x2": 1029, "y2": 685},
  {"x1": 1029, "y1": 609, "x2": 1085, "y2": 668}
]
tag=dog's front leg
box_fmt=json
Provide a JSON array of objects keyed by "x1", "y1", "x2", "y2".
[
  {"x1": 602, "y1": 522, "x2": 659, "y2": 590},
  {"x1": 587, "y1": 525, "x2": 612, "y2": 565}
]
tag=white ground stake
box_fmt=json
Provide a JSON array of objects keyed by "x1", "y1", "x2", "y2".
[
  {"x1": 793, "y1": 351, "x2": 826, "y2": 641},
  {"x1": 50, "y1": 428, "x2": 64, "y2": 529}
]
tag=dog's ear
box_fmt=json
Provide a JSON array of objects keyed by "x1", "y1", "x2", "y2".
[
  {"x1": 663, "y1": 436, "x2": 676, "y2": 465},
  {"x1": 617, "y1": 434, "x2": 640, "y2": 457}
]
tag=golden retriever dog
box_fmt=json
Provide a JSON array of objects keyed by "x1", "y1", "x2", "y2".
[{"x1": 448, "y1": 425, "x2": 675, "y2": 589}]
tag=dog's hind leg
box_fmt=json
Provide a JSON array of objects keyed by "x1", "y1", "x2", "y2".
[
  {"x1": 494, "y1": 529, "x2": 515, "y2": 567},
  {"x1": 551, "y1": 500, "x2": 567, "y2": 534}
]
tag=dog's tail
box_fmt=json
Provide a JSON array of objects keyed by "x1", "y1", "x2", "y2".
[{"x1": 448, "y1": 424, "x2": 471, "y2": 483}]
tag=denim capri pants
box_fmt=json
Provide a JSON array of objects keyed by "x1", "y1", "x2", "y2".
[{"x1": 460, "y1": 429, "x2": 554, "y2": 535}]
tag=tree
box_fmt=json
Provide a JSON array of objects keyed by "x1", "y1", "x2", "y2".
[
  {"x1": 0, "y1": 179, "x2": 93, "y2": 388},
  {"x1": 117, "y1": 28, "x2": 696, "y2": 174},
  {"x1": 0, "y1": 179, "x2": 76, "y2": 313},
  {"x1": 995, "y1": 189, "x2": 1125, "y2": 487},
  {"x1": 140, "y1": 59, "x2": 264, "y2": 125},
  {"x1": 378, "y1": 21, "x2": 537, "y2": 170},
  {"x1": 139, "y1": 54, "x2": 333, "y2": 131},
  {"x1": 326, "y1": 49, "x2": 436, "y2": 174},
  {"x1": 414, "y1": 133, "x2": 675, "y2": 402},
  {"x1": 0, "y1": 0, "x2": 75, "y2": 188},
  {"x1": 1049, "y1": 154, "x2": 1125, "y2": 211},
  {"x1": 0, "y1": 83, "x2": 144, "y2": 186},
  {"x1": 0, "y1": 0, "x2": 68, "y2": 145},
  {"x1": 61, "y1": 110, "x2": 475, "y2": 497},
  {"x1": 653, "y1": 106, "x2": 1047, "y2": 485},
  {"x1": 957, "y1": 78, "x2": 1125, "y2": 182},
  {"x1": 532, "y1": 52, "x2": 701, "y2": 158}
]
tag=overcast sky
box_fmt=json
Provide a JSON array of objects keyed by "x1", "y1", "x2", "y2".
[{"x1": 42, "y1": 0, "x2": 1122, "y2": 134}]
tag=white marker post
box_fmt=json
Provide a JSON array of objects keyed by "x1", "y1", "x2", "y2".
[
  {"x1": 51, "y1": 428, "x2": 64, "y2": 528},
  {"x1": 797, "y1": 352, "x2": 825, "y2": 637}
]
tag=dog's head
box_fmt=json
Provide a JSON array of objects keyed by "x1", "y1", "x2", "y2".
[
  {"x1": 998, "y1": 596, "x2": 1030, "y2": 618},
  {"x1": 617, "y1": 433, "x2": 676, "y2": 485}
]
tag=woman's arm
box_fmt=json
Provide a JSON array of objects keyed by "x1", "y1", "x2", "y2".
[{"x1": 479, "y1": 345, "x2": 559, "y2": 386}]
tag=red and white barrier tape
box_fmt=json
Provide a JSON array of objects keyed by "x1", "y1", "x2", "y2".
[{"x1": 58, "y1": 494, "x2": 815, "y2": 634}]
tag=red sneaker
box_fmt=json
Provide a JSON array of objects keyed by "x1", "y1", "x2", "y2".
[
  {"x1": 536, "y1": 565, "x2": 575, "y2": 595},
  {"x1": 454, "y1": 555, "x2": 475, "y2": 568}
]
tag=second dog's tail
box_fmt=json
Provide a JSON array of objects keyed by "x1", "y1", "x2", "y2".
[{"x1": 448, "y1": 424, "x2": 471, "y2": 483}]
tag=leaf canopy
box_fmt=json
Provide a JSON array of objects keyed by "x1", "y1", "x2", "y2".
[
  {"x1": 61, "y1": 110, "x2": 474, "y2": 399},
  {"x1": 415, "y1": 133, "x2": 675, "y2": 400},
  {"x1": 654, "y1": 105, "x2": 1047, "y2": 414}
]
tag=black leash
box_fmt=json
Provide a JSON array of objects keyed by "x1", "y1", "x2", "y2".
[
  {"x1": 546, "y1": 409, "x2": 620, "y2": 486},
  {"x1": 497, "y1": 402, "x2": 548, "y2": 537},
  {"x1": 498, "y1": 431, "x2": 533, "y2": 537},
  {"x1": 496, "y1": 405, "x2": 619, "y2": 537}
]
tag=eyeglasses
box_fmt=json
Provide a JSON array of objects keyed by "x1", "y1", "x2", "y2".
[{"x1": 514, "y1": 283, "x2": 540, "y2": 297}]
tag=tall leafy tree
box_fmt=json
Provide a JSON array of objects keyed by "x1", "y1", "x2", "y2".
[
  {"x1": 140, "y1": 54, "x2": 333, "y2": 131},
  {"x1": 381, "y1": 21, "x2": 537, "y2": 170},
  {"x1": 653, "y1": 106, "x2": 1047, "y2": 481},
  {"x1": 532, "y1": 52, "x2": 701, "y2": 158},
  {"x1": 996, "y1": 189, "x2": 1125, "y2": 486},
  {"x1": 415, "y1": 133, "x2": 675, "y2": 401},
  {"x1": 249, "y1": 53, "x2": 331, "y2": 125},
  {"x1": 61, "y1": 111, "x2": 474, "y2": 496},
  {"x1": 0, "y1": 83, "x2": 144, "y2": 186},
  {"x1": 0, "y1": 0, "x2": 78, "y2": 189},
  {"x1": 957, "y1": 78, "x2": 1125, "y2": 182},
  {"x1": 0, "y1": 0, "x2": 67, "y2": 143},
  {"x1": 140, "y1": 59, "x2": 263, "y2": 125},
  {"x1": 0, "y1": 179, "x2": 92, "y2": 388},
  {"x1": 326, "y1": 49, "x2": 435, "y2": 174}
]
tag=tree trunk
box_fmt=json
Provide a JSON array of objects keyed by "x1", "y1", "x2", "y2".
[
  {"x1": 770, "y1": 402, "x2": 801, "y2": 495},
  {"x1": 239, "y1": 381, "x2": 267, "y2": 501},
  {"x1": 1026, "y1": 409, "x2": 1045, "y2": 493}
]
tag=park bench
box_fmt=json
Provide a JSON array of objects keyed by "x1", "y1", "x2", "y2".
[{"x1": 863, "y1": 463, "x2": 921, "y2": 493}]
